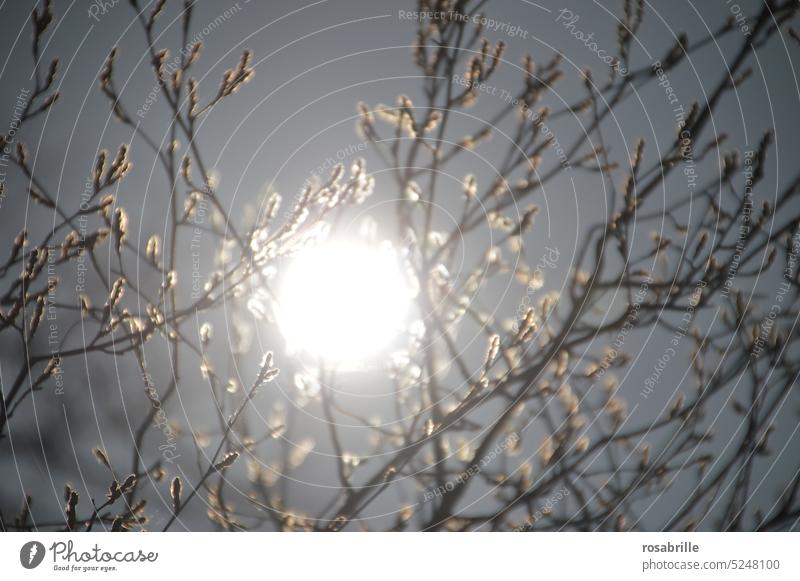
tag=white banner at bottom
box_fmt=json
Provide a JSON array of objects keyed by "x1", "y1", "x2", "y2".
[{"x1": 0, "y1": 532, "x2": 797, "y2": 580}]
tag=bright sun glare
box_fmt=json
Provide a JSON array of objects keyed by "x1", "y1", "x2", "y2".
[{"x1": 276, "y1": 241, "x2": 412, "y2": 364}]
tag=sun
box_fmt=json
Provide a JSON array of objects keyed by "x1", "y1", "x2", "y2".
[{"x1": 275, "y1": 240, "x2": 413, "y2": 365}]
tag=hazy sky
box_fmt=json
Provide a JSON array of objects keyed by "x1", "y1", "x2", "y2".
[{"x1": 1, "y1": 0, "x2": 798, "y2": 530}]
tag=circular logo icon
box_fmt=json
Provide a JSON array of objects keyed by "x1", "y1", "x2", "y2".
[{"x1": 20, "y1": 541, "x2": 46, "y2": 569}]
